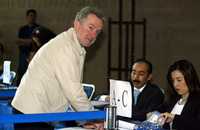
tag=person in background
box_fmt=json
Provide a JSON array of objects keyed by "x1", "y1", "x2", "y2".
[
  {"x1": 11, "y1": 6, "x2": 105, "y2": 130},
  {"x1": 119, "y1": 59, "x2": 164, "y2": 122},
  {"x1": 16, "y1": 9, "x2": 39, "y2": 85},
  {"x1": 159, "y1": 59, "x2": 200, "y2": 130}
]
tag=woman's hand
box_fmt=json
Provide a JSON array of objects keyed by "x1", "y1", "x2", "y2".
[
  {"x1": 146, "y1": 112, "x2": 153, "y2": 119},
  {"x1": 160, "y1": 112, "x2": 175, "y2": 123}
]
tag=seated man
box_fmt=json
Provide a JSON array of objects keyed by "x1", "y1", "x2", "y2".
[{"x1": 119, "y1": 59, "x2": 164, "y2": 122}]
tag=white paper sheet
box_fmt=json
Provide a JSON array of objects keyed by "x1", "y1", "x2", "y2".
[
  {"x1": 91, "y1": 100, "x2": 109, "y2": 107},
  {"x1": 110, "y1": 79, "x2": 132, "y2": 118},
  {"x1": 3, "y1": 61, "x2": 11, "y2": 85},
  {"x1": 118, "y1": 120, "x2": 136, "y2": 130}
]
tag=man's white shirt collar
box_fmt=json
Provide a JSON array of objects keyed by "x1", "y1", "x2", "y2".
[{"x1": 134, "y1": 84, "x2": 146, "y2": 93}]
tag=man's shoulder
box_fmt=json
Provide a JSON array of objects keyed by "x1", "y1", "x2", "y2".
[
  {"x1": 63, "y1": 28, "x2": 74, "y2": 39},
  {"x1": 43, "y1": 31, "x2": 73, "y2": 52},
  {"x1": 146, "y1": 83, "x2": 159, "y2": 88},
  {"x1": 52, "y1": 30, "x2": 73, "y2": 47},
  {"x1": 146, "y1": 83, "x2": 163, "y2": 93}
]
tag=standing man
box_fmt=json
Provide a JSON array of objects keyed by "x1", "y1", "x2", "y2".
[
  {"x1": 12, "y1": 6, "x2": 105, "y2": 130},
  {"x1": 119, "y1": 59, "x2": 164, "y2": 122},
  {"x1": 16, "y1": 9, "x2": 39, "y2": 85}
]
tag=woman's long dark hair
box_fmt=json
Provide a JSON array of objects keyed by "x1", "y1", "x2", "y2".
[{"x1": 166, "y1": 59, "x2": 200, "y2": 100}]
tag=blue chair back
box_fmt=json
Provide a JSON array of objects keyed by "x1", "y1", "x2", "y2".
[{"x1": 82, "y1": 83, "x2": 95, "y2": 100}]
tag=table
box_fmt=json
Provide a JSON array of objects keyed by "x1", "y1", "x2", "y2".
[{"x1": 57, "y1": 127, "x2": 92, "y2": 130}]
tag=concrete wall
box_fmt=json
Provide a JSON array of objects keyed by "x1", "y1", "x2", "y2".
[
  {"x1": 136, "y1": 0, "x2": 200, "y2": 90},
  {"x1": 1, "y1": 0, "x2": 200, "y2": 95}
]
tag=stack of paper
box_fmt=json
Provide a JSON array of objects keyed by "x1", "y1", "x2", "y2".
[
  {"x1": 3, "y1": 61, "x2": 11, "y2": 85},
  {"x1": 118, "y1": 120, "x2": 137, "y2": 130}
]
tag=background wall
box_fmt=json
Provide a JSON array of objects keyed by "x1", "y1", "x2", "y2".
[
  {"x1": 0, "y1": 0, "x2": 200, "y2": 95},
  {"x1": 136, "y1": 0, "x2": 200, "y2": 90}
]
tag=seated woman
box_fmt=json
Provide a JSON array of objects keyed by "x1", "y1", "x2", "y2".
[{"x1": 159, "y1": 59, "x2": 200, "y2": 130}]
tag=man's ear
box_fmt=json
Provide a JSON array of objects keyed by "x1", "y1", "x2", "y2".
[
  {"x1": 74, "y1": 20, "x2": 80, "y2": 28},
  {"x1": 147, "y1": 74, "x2": 153, "y2": 82},
  {"x1": 74, "y1": 20, "x2": 77, "y2": 28}
]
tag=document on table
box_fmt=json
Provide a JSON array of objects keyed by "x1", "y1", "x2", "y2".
[
  {"x1": 3, "y1": 61, "x2": 11, "y2": 85},
  {"x1": 118, "y1": 120, "x2": 137, "y2": 130},
  {"x1": 110, "y1": 79, "x2": 132, "y2": 118},
  {"x1": 91, "y1": 100, "x2": 109, "y2": 107}
]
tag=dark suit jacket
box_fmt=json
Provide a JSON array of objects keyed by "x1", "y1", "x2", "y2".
[
  {"x1": 118, "y1": 83, "x2": 164, "y2": 122},
  {"x1": 162, "y1": 92, "x2": 200, "y2": 130}
]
